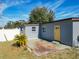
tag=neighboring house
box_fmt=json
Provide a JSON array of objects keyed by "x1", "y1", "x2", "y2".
[{"x1": 21, "y1": 18, "x2": 79, "y2": 47}]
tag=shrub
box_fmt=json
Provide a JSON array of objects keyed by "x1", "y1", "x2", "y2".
[{"x1": 14, "y1": 34, "x2": 28, "y2": 47}]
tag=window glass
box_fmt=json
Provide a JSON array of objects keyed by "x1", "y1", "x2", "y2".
[
  {"x1": 42, "y1": 27, "x2": 46, "y2": 32},
  {"x1": 32, "y1": 27, "x2": 36, "y2": 31}
]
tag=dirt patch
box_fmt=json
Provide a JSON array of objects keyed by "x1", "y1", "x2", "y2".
[{"x1": 30, "y1": 40, "x2": 71, "y2": 56}]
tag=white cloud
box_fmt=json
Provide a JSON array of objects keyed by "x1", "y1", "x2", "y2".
[
  {"x1": 56, "y1": 5, "x2": 79, "y2": 15},
  {"x1": 0, "y1": 15, "x2": 12, "y2": 21},
  {"x1": 0, "y1": 3, "x2": 8, "y2": 14},
  {"x1": 18, "y1": 14, "x2": 29, "y2": 19},
  {"x1": 0, "y1": 0, "x2": 32, "y2": 15},
  {"x1": 59, "y1": 9, "x2": 79, "y2": 17},
  {"x1": 43, "y1": 1, "x2": 52, "y2": 8},
  {"x1": 0, "y1": 0, "x2": 32, "y2": 26},
  {"x1": 22, "y1": 14, "x2": 29, "y2": 17},
  {"x1": 55, "y1": 5, "x2": 79, "y2": 20},
  {"x1": 0, "y1": 15, "x2": 13, "y2": 26},
  {"x1": 47, "y1": 0, "x2": 65, "y2": 10}
]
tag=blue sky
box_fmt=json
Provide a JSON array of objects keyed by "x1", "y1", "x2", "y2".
[{"x1": 0, "y1": 0, "x2": 79, "y2": 26}]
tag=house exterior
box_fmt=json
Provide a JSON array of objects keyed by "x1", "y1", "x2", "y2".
[
  {"x1": 21, "y1": 18, "x2": 79, "y2": 47},
  {"x1": 40, "y1": 18, "x2": 79, "y2": 46},
  {"x1": 21, "y1": 24, "x2": 39, "y2": 40}
]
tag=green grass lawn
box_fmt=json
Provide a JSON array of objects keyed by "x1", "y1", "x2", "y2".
[{"x1": 0, "y1": 41, "x2": 78, "y2": 59}]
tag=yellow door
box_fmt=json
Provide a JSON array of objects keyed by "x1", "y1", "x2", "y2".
[{"x1": 54, "y1": 25, "x2": 60, "y2": 41}]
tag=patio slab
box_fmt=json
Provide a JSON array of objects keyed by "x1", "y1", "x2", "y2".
[{"x1": 27, "y1": 39, "x2": 71, "y2": 56}]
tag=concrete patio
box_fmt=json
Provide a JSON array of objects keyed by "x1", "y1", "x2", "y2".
[{"x1": 27, "y1": 39, "x2": 71, "y2": 56}]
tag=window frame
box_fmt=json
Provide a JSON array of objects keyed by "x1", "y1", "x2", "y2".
[
  {"x1": 42, "y1": 27, "x2": 46, "y2": 32},
  {"x1": 32, "y1": 27, "x2": 36, "y2": 31}
]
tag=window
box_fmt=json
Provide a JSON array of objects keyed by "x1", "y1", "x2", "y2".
[
  {"x1": 32, "y1": 27, "x2": 36, "y2": 31},
  {"x1": 55, "y1": 26, "x2": 60, "y2": 29},
  {"x1": 42, "y1": 27, "x2": 46, "y2": 32},
  {"x1": 77, "y1": 36, "x2": 79, "y2": 42}
]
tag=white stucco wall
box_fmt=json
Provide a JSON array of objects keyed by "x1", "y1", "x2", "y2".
[
  {"x1": 73, "y1": 22, "x2": 79, "y2": 46},
  {"x1": 0, "y1": 28, "x2": 20, "y2": 42}
]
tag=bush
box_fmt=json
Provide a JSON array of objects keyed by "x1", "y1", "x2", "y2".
[{"x1": 14, "y1": 34, "x2": 28, "y2": 47}]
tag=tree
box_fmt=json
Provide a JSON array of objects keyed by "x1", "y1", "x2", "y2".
[
  {"x1": 4, "y1": 21, "x2": 14, "y2": 29},
  {"x1": 13, "y1": 20, "x2": 27, "y2": 28},
  {"x1": 4, "y1": 20, "x2": 27, "y2": 29},
  {"x1": 29, "y1": 7, "x2": 54, "y2": 24}
]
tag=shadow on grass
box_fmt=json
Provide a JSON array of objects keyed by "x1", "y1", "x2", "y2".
[
  {"x1": 12, "y1": 43, "x2": 20, "y2": 48},
  {"x1": 12, "y1": 42, "x2": 27, "y2": 50}
]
